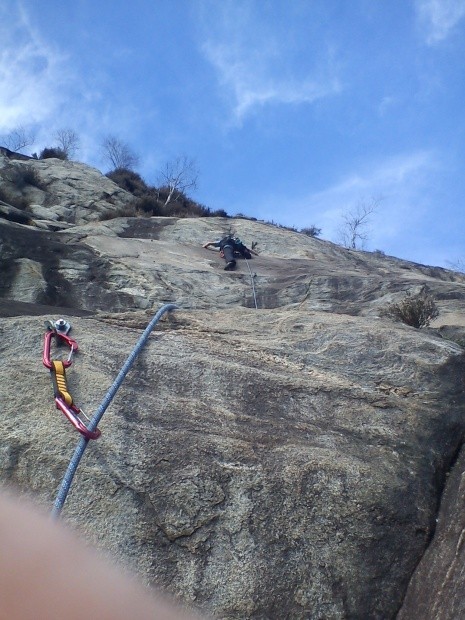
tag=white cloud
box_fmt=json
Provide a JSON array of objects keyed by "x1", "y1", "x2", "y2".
[
  {"x1": 254, "y1": 150, "x2": 438, "y2": 251},
  {"x1": 0, "y1": 3, "x2": 72, "y2": 133},
  {"x1": 0, "y1": 3, "x2": 128, "y2": 164},
  {"x1": 415, "y1": 0, "x2": 465, "y2": 44},
  {"x1": 198, "y1": 2, "x2": 341, "y2": 122},
  {"x1": 309, "y1": 151, "x2": 437, "y2": 242},
  {"x1": 203, "y1": 41, "x2": 341, "y2": 122}
]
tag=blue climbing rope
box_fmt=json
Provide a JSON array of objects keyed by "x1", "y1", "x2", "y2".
[{"x1": 51, "y1": 303, "x2": 178, "y2": 519}]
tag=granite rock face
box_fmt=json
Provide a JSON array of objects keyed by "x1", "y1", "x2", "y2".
[
  {"x1": 398, "y1": 442, "x2": 465, "y2": 620},
  {"x1": 1, "y1": 157, "x2": 465, "y2": 619},
  {"x1": 2, "y1": 213, "x2": 465, "y2": 323},
  {"x1": 0, "y1": 153, "x2": 133, "y2": 225},
  {"x1": 1, "y1": 309, "x2": 465, "y2": 619}
]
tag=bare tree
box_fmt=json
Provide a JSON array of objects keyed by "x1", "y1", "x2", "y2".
[
  {"x1": 101, "y1": 135, "x2": 140, "y2": 171},
  {"x1": 54, "y1": 128, "x2": 80, "y2": 159},
  {"x1": 1, "y1": 126, "x2": 36, "y2": 153},
  {"x1": 157, "y1": 155, "x2": 199, "y2": 206},
  {"x1": 338, "y1": 197, "x2": 380, "y2": 249}
]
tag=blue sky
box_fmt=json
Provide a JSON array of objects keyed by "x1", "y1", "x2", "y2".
[{"x1": 1, "y1": 0, "x2": 464, "y2": 268}]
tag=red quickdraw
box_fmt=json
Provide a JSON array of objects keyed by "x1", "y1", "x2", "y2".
[{"x1": 43, "y1": 320, "x2": 101, "y2": 440}]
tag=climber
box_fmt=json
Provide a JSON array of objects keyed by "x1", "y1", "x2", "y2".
[
  {"x1": 203, "y1": 236, "x2": 258, "y2": 270},
  {"x1": 231, "y1": 237, "x2": 259, "y2": 260}
]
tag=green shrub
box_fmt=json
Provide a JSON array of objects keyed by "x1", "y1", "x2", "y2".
[
  {"x1": 19, "y1": 166, "x2": 43, "y2": 188},
  {"x1": 39, "y1": 147, "x2": 68, "y2": 160},
  {"x1": 4, "y1": 164, "x2": 43, "y2": 190},
  {"x1": 382, "y1": 288, "x2": 439, "y2": 328},
  {"x1": 0, "y1": 185, "x2": 30, "y2": 210},
  {"x1": 300, "y1": 226, "x2": 322, "y2": 237},
  {"x1": 163, "y1": 194, "x2": 211, "y2": 218},
  {"x1": 106, "y1": 168, "x2": 149, "y2": 196},
  {"x1": 211, "y1": 209, "x2": 229, "y2": 218},
  {"x1": 131, "y1": 195, "x2": 164, "y2": 216}
]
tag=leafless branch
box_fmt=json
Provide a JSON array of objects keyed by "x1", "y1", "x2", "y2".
[
  {"x1": 338, "y1": 196, "x2": 381, "y2": 249},
  {"x1": 1, "y1": 126, "x2": 36, "y2": 153},
  {"x1": 101, "y1": 135, "x2": 140, "y2": 171},
  {"x1": 157, "y1": 155, "x2": 199, "y2": 206},
  {"x1": 54, "y1": 128, "x2": 80, "y2": 159}
]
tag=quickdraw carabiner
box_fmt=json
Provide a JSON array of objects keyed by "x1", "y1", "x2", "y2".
[
  {"x1": 43, "y1": 327, "x2": 78, "y2": 370},
  {"x1": 43, "y1": 320, "x2": 101, "y2": 440}
]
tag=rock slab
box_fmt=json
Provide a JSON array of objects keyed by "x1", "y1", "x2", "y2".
[{"x1": 1, "y1": 309, "x2": 464, "y2": 619}]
